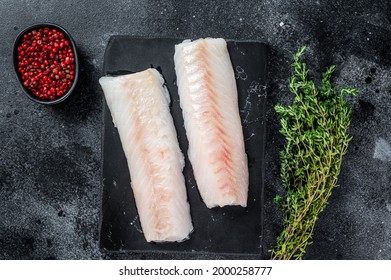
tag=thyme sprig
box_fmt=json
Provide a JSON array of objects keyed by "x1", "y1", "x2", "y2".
[{"x1": 271, "y1": 46, "x2": 357, "y2": 260}]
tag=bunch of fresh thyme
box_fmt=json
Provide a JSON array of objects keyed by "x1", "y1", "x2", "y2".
[{"x1": 271, "y1": 46, "x2": 357, "y2": 260}]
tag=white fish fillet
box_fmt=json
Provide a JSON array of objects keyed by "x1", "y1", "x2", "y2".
[
  {"x1": 174, "y1": 38, "x2": 249, "y2": 208},
  {"x1": 99, "y1": 69, "x2": 193, "y2": 242}
]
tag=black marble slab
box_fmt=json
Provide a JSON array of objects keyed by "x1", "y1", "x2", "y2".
[{"x1": 100, "y1": 37, "x2": 267, "y2": 256}]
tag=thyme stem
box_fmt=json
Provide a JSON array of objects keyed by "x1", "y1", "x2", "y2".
[{"x1": 271, "y1": 46, "x2": 357, "y2": 260}]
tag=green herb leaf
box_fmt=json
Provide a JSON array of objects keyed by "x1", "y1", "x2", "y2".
[{"x1": 271, "y1": 46, "x2": 357, "y2": 260}]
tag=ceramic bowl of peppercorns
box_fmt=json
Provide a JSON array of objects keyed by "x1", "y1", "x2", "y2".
[{"x1": 13, "y1": 23, "x2": 79, "y2": 105}]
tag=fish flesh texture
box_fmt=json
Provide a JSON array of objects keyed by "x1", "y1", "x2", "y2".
[
  {"x1": 174, "y1": 38, "x2": 249, "y2": 208},
  {"x1": 99, "y1": 69, "x2": 193, "y2": 242},
  {"x1": 100, "y1": 69, "x2": 193, "y2": 242}
]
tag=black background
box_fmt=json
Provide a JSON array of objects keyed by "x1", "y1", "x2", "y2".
[{"x1": 0, "y1": 0, "x2": 390, "y2": 260}]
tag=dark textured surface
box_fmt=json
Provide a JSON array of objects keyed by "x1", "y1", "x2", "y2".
[
  {"x1": 100, "y1": 38, "x2": 266, "y2": 255},
  {"x1": 0, "y1": 0, "x2": 390, "y2": 260}
]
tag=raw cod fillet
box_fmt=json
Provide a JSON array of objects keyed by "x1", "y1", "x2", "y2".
[
  {"x1": 174, "y1": 38, "x2": 249, "y2": 208},
  {"x1": 99, "y1": 69, "x2": 193, "y2": 242}
]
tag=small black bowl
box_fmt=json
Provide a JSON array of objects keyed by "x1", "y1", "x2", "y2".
[{"x1": 13, "y1": 23, "x2": 79, "y2": 105}]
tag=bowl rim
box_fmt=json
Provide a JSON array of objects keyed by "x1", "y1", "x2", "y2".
[{"x1": 13, "y1": 22, "x2": 79, "y2": 105}]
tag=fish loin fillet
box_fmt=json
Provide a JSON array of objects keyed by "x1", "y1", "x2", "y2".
[
  {"x1": 99, "y1": 69, "x2": 193, "y2": 242},
  {"x1": 174, "y1": 38, "x2": 249, "y2": 208}
]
